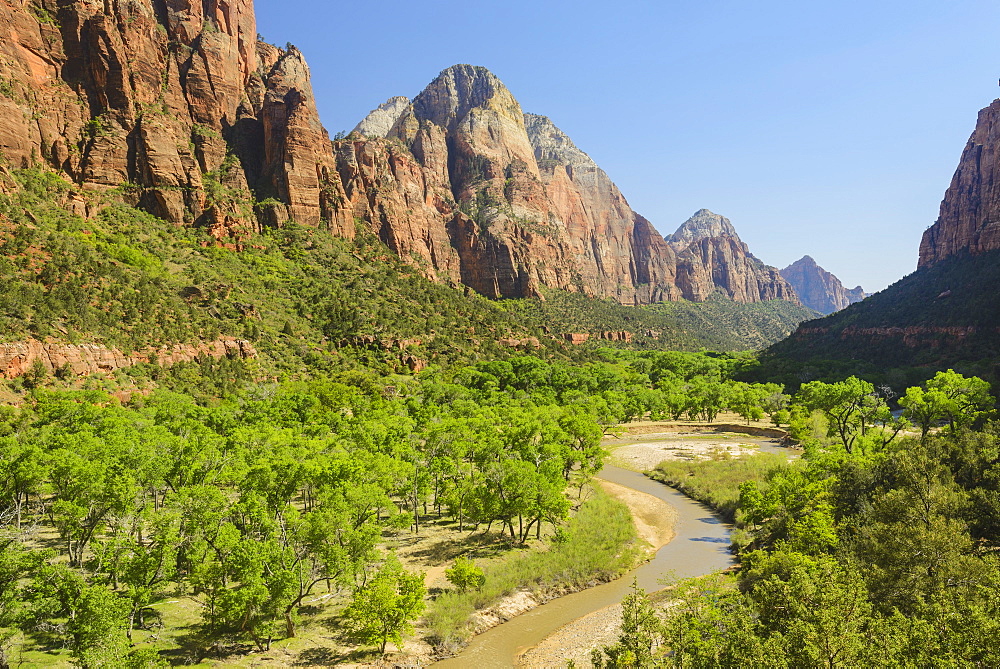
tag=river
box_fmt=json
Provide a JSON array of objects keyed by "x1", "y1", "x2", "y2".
[{"x1": 432, "y1": 464, "x2": 734, "y2": 668}]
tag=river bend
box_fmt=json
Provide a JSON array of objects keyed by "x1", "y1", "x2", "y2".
[{"x1": 433, "y1": 465, "x2": 733, "y2": 668}]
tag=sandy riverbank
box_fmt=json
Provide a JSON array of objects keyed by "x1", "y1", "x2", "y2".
[{"x1": 518, "y1": 423, "x2": 784, "y2": 667}]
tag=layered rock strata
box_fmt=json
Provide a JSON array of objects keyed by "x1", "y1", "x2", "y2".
[
  {"x1": 0, "y1": 0, "x2": 799, "y2": 307},
  {"x1": 920, "y1": 98, "x2": 1000, "y2": 267},
  {"x1": 0, "y1": 337, "x2": 256, "y2": 379},
  {"x1": 779, "y1": 255, "x2": 864, "y2": 314}
]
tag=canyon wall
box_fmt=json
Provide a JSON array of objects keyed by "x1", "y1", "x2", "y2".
[
  {"x1": 0, "y1": 0, "x2": 339, "y2": 235},
  {"x1": 0, "y1": 2, "x2": 798, "y2": 307},
  {"x1": 919, "y1": 98, "x2": 1000, "y2": 267}
]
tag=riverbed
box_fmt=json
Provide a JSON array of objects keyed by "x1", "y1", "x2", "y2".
[{"x1": 432, "y1": 465, "x2": 733, "y2": 668}]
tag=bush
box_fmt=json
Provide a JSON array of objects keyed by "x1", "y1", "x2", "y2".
[{"x1": 425, "y1": 488, "x2": 639, "y2": 647}]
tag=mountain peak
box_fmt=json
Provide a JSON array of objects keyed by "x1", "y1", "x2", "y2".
[
  {"x1": 666, "y1": 210, "x2": 740, "y2": 246},
  {"x1": 353, "y1": 96, "x2": 412, "y2": 137},
  {"x1": 412, "y1": 64, "x2": 523, "y2": 128},
  {"x1": 779, "y1": 256, "x2": 864, "y2": 314},
  {"x1": 786, "y1": 255, "x2": 820, "y2": 269}
]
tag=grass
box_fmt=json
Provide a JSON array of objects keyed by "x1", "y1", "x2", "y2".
[
  {"x1": 424, "y1": 488, "x2": 640, "y2": 650},
  {"x1": 649, "y1": 453, "x2": 790, "y2": 522}
]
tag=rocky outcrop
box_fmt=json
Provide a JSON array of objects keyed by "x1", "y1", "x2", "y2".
[
  {"x1": 667, "y1": 210, "x2": 800, "y2": 304},
  {"x1": 498, "y1": 337, "x2": 542, "y2": 349},
  {"x1": 845, "y1": 285, "x2": 865, "y2": 303},
  {"x1": 0, "y1": 1, "x2": 797, "y2": 308},
  {"x1": 665, "y1": 209, "x2": 740, "y2": 246},
  {"x1": 0, "y1": 0, "x2": 335, "y2": 231},
  {"x1": 779, "y1": 255, "x2": 864, "y2": 314},
  {"x1": 0, "y1": 337, "x2": 256, "y2": 379},
  {"x1": 353, "y1": 96, "x2": 411, "y2": 138},
  {"x1": 791, "y1": 325, "x2": 993, "y2": 349},
  {"x1": 919, "y1": 98, "x2": 1000, "y2": 267}
]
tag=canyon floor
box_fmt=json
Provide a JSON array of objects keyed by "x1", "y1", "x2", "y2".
[
  {"x1": 90, "y1": 417, "x2": 785, "y2": 668},
  {"x1": 516, "y1": 416, "x2": 789, "y2": 668}
]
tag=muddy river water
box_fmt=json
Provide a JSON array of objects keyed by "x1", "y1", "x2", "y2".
[{"x1": 432, "y1": 464, "x2": 734, "y2": 668}]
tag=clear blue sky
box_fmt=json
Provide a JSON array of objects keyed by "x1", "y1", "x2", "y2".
[{"x1": 256, "y1": 0, "x2": 1000, "y2": 293}]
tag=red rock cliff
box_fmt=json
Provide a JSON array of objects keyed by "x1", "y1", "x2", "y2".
[
  {"x1": 920, "y1": 98, "x2": 1000, "y2": 267},
  {"x1": 0, "y1": 0, "x2": 333, "y2": 232},
  {"x1": 351, "y1": 67, "x2": 793, "y2": 305},
  {"x1": 0, "y1": 3, "x2": 799, "y2": 307}
]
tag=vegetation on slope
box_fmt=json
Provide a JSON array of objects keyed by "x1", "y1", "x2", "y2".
[
  {"x1": 0, "y1": 168, "x2": 573, "y2": 376},
  {"x1": 757, "y1": 248, "x2": 1000, "y2": 388},
  {"x1": 0, "y1": 166, "x2": 819, "y2": 405},
  {"x1": 505, "y1": 288, "x2": 819, "y2": 352}
]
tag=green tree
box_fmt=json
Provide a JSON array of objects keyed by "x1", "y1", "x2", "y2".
[
  {"x1": 925, "y1": 369, "x2": 993, "y2": 434},
  {"x1": 899, "y1": 385, "x2": 951, "y2": 441},
  {"x1": 592, "y1": 578, "x2": 661, "y2": 668},
  {"x1": 344, "y1": 553, "x2": 426, "y2": 654},
  {"x1": 797, "y1": 376, "x2": 902, "y2": 453},
  {"x1": 69, "y1": 585, "x2": 131, "y2": 668},
  {"x1": 444, "y1": 556, "x2": 485, "y2": 593}
]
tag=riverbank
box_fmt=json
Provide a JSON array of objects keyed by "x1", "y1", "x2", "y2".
[
  {"x1": 419, "y1": 421, "x2": 757, "y2": 668},
  {"x1": 433, "y1": 465, "x2": 733, "y2": 668},
  {"x1": 516, "y1": 424, "x2": 786, "y2": 667}
]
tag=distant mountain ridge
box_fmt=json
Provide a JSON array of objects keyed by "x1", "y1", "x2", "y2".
[
  {"x1": 779, "y1": 256, "x2": 865, "y2": 314},
  {"x1": 0, "y1": 0, "x2": 804, "y2": 317},
  {"x1": 351, "y1": 68, "x2": 799, "y2": 305}
]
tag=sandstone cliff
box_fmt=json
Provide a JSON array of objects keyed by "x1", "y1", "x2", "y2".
[
  {"x1": 919, "y1": 98, "x2": 1000, "y2": 267},
  {"x1": 0, "y1": 337, "x2": 255, "y2": 380},
  {"x1": 350, "y1": 69, "x2": 796, "y2": 305},
  {"x1": 0, "y1": 0, "x2": 797, "y2": 307},
  {"x1": 0, "y1": 0, "x2": 338, "y2": 232},
  {"x1": 779, "y1": 255, "x2": 865, "y2": 314},
  {"x1": 666, "y1": 210, "x2": 800, "y2": 304}
]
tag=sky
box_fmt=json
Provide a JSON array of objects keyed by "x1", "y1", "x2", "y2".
[{"x1": 255, "y1": 0, "x2": 1000, "y2": 293}]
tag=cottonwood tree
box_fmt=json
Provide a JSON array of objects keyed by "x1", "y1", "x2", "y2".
[
  {"x1": 592, "y1": 579, "x2": 661, "y2": 668},
  {"x1": 343, "y1": 554, "x2": 425, "y2": 654},
  {"x1": 444, "y1": 556, "x2": 485, "y2": 593}
]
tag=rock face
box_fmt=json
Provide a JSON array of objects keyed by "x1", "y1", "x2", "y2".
[
  {"x1": 666, "y1": 210, "x2": 800, "y2": 304},
  {"x1": 523, "y1": 113, "x2": 679, "y2": 304},
  {"x1": 779, "y1": 255, "x2": 865, "y2": 314},
  {"x1": 0, "y1": 337, "x2": 256, "y2": 380},
  {"x1": 0, "y1": 0, "x2": 336, "y2": 232},
  {"x1": 350, "y1": 68, "x2": 793, "y2": 305},
  {"x1": 0, "y1": 0, "x2": 796, "y2": 307},
  {"x1": 353, "y1": 96, "x2": 411, "y2": 138},
  {"x1": 919, "y1": 98, "x2": 1000, "y2": 267}
]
